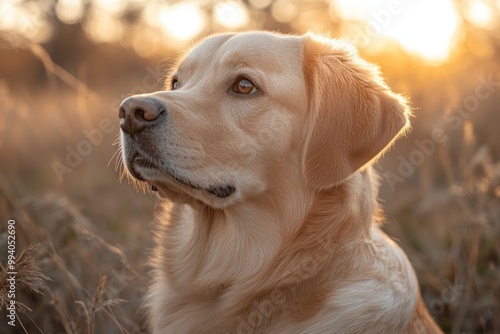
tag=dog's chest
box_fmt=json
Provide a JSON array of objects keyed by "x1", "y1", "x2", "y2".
[{"x1": 153, "y1": 273, "x2": 334, "y2": 334}]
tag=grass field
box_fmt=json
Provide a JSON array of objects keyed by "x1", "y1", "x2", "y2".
[{"x1": 1, "y1": 26, "x2": 500, "y2": 334}]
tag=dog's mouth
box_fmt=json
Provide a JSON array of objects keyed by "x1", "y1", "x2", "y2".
[{"x1": 126, "y1": 153, "x2": 235, "y2": 199}]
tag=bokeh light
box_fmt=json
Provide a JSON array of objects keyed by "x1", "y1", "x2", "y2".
[
  {"x1": 271, "y1": 0, "x2": 298, "y2": 23},
  {"x1": 0, "y1": 1, "x2": 53, "y2": 44},
  {"x1": 159, "y1": 2, "x2": 206, "y2": 41},
  {"x1": 56, "y1": 0, "x2": 85, "y2": 25},
  {"x1": 0, "y1": 0, "x2": 498, "y2": 64},
  {"x1": 214, "y1": 1, "x2": 249, "y2": 29},
  {"x1": 83, "y1": 10, "x2": 124, "y2": 43},
  {"x1": 333, "y1": 0, "x2": 389, "y2": 21},
  {"x1": 466, "y1": 0, "x2": 495, "y2": 28},
  {"x1": 92, "y1": 0, "x2": 127, "y2": 17},
  {"x1": 0, "y1": 1, "x2": 23, "y2": 31},
  {"x1": 249, "y1": 0, "x2": 273, "y2": 10},
  {"x1": 132, "y1": 28, "x2": 163, "y2": 57}
]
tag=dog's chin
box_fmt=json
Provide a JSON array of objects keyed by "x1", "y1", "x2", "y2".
[
  {"x1": 152, "y1": 180, "x2": 238, "y2": 209},
  {"x1": 124, "y1": 157, "x2": 237, "y2": 209},
  {"x1": 151, "y1": 180, "x2": 238, "y2": 210}
]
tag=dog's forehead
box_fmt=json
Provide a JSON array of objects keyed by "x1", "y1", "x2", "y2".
[
  {"x1": 217, "y1": 32, "x2": 300, "y2": 55},
  {"x1": 176, "y1": 33, "x2": 232, "y2": 75},
  {"x1": 180, "y1": 32, "x2": 302, "y2": 74},
  {"x1": 221, "y1": 33, "x2": 301, "y2": 69}
]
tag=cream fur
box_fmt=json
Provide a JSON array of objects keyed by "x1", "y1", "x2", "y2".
[{"x1": 119, "y1": 31, "x2": 443, "y2": 334}]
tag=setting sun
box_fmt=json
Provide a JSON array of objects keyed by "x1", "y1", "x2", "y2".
[
  {"x1": 384, "y1": 0, "x2": 460, "y2": 62},
  {"x1": 335, "y1": 0, "x2": 461, "y2": 63}
]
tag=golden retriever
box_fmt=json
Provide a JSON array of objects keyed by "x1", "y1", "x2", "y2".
[{"x1": 119, "y1": 31, "x2": 443, "y2": 334}]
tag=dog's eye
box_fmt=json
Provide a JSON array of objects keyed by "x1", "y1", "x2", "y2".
[
  {"x1": 232, "y1": 78, "x2": 258, "y2": 95},
  {"x1": 171, "y1": 78, "x2": 179, "y2": 90}
]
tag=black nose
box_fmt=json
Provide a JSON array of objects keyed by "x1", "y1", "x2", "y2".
[{"x1": 119, "y1": 96, "x2": 165, "y2": 135}]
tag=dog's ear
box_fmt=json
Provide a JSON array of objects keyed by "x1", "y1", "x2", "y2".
[{"x1": 301, "y1": 34, "x2": 410, "y2": 189}]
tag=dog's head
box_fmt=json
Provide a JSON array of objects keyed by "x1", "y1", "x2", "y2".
[{"x1": 119, "y1": 32, "x2": 409, "y2": 208}]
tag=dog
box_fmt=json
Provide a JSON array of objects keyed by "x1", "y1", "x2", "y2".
[{"x1": 119, "y1": 31, "x2": 443, "y2": 334}]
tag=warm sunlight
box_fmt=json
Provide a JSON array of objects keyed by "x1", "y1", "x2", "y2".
[
  {"x1": 161, "y1": 3, "x2": 206, "y2": 41},
  {"x1": 214, "y1": 1, "x2": 249, "y2": 29},
  {"x1": 0, "y1": 1, "x2": 53, "y2": 43},
  {"x1": 384, "y1": 0, "x2": 460, "y2": 62},
  {"x1": 84, "y1": 10, "x2": 123, "y2": 43},
  {"x1": 55, "y1": 0, "x2": 85, "y2": 25},
  {"x1": 142, "y1": 2, "x2": 206, "y2": 42},
  {"x1": 271, "y1": 0, "x2": 299, "y2": 23},
  {"x1": 0, "y1": 0, "x2": 495, "y2": 61},
  {"x1": 249, "y1": 0, "x2": 273, "y2": 9},
  {"x1": 334, "y1": 0, "x2": 461, "y2": 63},
  {"x1": 2, "y1": 0, "x2": 500, "y2": 333},
  {"x1": 465, "y1": 0, "x2": 495, "y2": 28}
]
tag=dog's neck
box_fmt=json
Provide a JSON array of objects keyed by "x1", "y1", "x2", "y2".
[{"x1": 161, "y1": 168, "x2": 377, "y2": 293}]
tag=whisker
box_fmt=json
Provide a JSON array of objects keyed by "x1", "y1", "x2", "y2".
[
  {"x1": 108, "y1": 148, "x2": 121, "y2": 168},
  {"x1": 112, "y1": 134, "x2": 121, "y2": 146}
]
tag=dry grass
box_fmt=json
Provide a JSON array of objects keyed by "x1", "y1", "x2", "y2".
[
  {"x1": 0, "y1": 42, "x2": 498, "y2": 334},
  {"x1": 0, "y1": 244, "x2": 49, "y2": 315},
  {"x1": 379, "y1": 122, "x2": 500, "y2": 333},
  {"x1": 0, "y1": 182, "x2": 150, "y2": 333}
]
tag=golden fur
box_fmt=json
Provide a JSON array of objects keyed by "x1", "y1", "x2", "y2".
[{"x1": 119, "y1": 31, "x2": 443, "y2": 333}]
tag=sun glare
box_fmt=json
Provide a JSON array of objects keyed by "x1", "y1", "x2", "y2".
[
  {"x1": 386, "y1": 0, "x2": 459, "y2": 62},
  {"x1": 334, "y1": 0, "x2": 461, "y2": 63}
]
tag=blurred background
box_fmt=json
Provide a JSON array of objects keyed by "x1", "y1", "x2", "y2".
[{"x1": 0, "y1": 0, "x2": 499, "y2": 333}]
